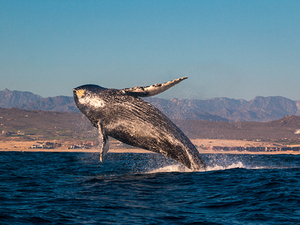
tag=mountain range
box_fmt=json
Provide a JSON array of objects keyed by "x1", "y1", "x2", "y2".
[{"x1": 1, "y1": 88, "x2": 300, "y2": 122}]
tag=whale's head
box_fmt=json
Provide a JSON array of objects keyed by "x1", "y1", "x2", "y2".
[{"x1": 73, "y1": 85, "x2": 107, "y2": 120}]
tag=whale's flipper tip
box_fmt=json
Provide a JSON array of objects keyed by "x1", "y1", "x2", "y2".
[{"x1": 121, "y1": 77, "x2": 188, "y2": 97}]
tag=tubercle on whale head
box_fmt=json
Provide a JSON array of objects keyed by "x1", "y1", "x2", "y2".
[{"x1": 73, "y1": 89, "x2": 85, "y2": 98}]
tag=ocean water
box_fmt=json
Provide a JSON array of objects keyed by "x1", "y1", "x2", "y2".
[{"x1": 0, "y1": 152, "x2": 299, "y2": 225}]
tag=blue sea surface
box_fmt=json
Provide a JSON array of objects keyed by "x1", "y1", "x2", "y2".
[{"x1": 0, "y1": 152, "x2": 299, "y2": 224}]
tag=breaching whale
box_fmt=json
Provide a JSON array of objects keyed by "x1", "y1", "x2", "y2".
[{"x1": 73, "y1": 77, "x2": 206, "y2": 170}]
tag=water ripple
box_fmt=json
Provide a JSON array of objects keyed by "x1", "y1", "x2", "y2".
[{"x1": 0, "y1": 152, "x2": 299, "y2": 224}]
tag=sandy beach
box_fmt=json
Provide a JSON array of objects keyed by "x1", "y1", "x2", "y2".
[{"x1": 1, "y1": 139, "x2": 299, "y2": 155}]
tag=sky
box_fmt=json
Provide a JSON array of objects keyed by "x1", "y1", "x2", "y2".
[{"x1": 1, "y1": 0, "x2": 300, "y2": 100}]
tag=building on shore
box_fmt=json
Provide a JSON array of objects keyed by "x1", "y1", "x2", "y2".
[{"x1": 29, "y1": 142, "x2": 61, "y2": 149}]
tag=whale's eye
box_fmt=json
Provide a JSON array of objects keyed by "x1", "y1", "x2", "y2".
[{"x1": 76, "y1": 89, "x2": 85, "y2": 98}]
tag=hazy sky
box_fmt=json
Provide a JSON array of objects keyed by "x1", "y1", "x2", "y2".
[{"x1": 1, "y1": 0, "x2": 299, "y2": 100}]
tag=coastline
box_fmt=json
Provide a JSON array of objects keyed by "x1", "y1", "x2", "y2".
[
  {"x1": 1, "y1": 139, "x2": 299, "y2": 155},
  {"x1": 0, "y1": 149, "x2": 298, "y2": 155}
]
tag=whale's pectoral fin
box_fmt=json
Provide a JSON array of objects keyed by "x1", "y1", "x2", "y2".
[
  {"x1": 121, "y1": 77, "x2": 187, "y2": 97},
  {"x1": 100, "y1": 134, "x2": 109, "y2": 163},
  {"x1": 97, "y1": 123, "x2": 109, "y2": 162}
]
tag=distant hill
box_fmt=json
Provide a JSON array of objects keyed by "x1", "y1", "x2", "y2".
[
  {"x1": 175, "y1": 115, "x2": 300, "y2": 141},
  {"x1": 17, "y1": 96, "x2": 79, "y2": 113},
  {"x1": 1, "y1": 107, "x2": 300, "y2": 143},
  {"x1": 147, "y1": 96, "x2": 300, "y2": 122},
  {"x1": 0, "y1": 107, "x2": 95, "y2": 141},
  {"x1": 0, "y1": 88, "x2": 43, "y2": 108},
  {"x1": 1, "y1": 88, "x2": 300, "y2": 122}
]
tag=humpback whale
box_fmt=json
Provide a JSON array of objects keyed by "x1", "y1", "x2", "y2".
[{"x1": 73, "y1": 77, "x2": 206, "y2": 170}]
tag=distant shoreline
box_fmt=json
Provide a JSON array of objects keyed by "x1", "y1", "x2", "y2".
[
  {"x1": 1, "y1": 139, "x2": 300, "y2": 155},
  {"x1": 0, "y1": 149, "x2": 299, "y2": 155}
]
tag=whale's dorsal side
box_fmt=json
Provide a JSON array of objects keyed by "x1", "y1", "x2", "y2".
[{"x1": 120, "y1": 77, "x2": 187, "y2": 97}]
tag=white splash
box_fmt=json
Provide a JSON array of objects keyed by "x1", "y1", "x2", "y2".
[
  {"x1": 145, "y1": 161, "x2": 249, "y2": 173},
  {"x1": 146, "y1": 164, "x2": 193, "y2": 173}
]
